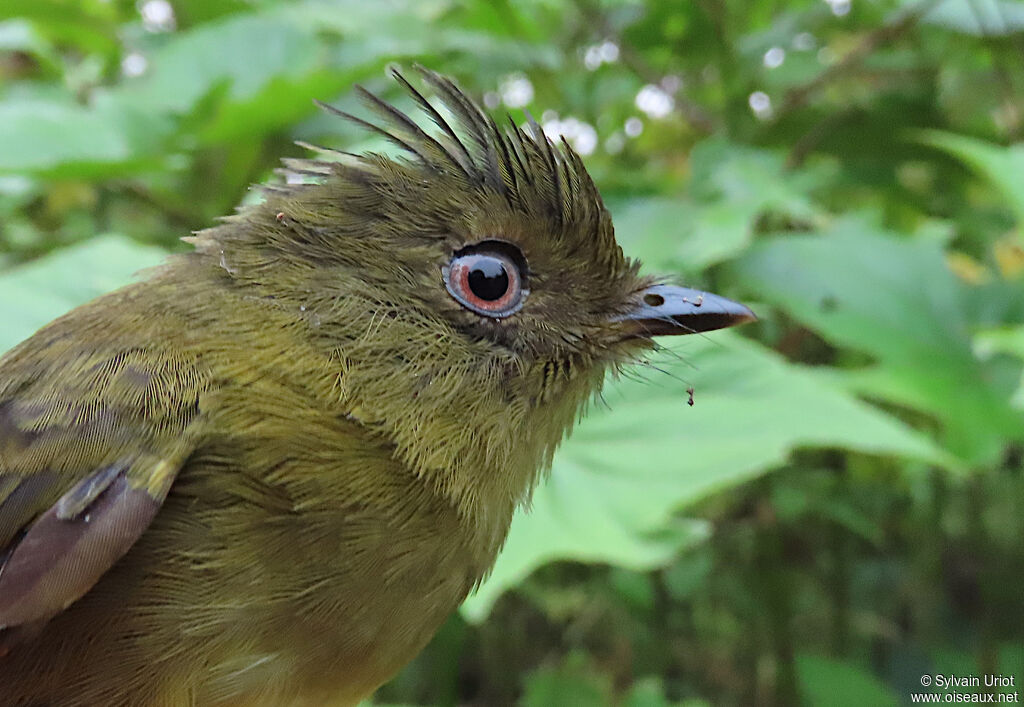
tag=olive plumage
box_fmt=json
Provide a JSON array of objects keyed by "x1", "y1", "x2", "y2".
[{"x1": 0, "y1": 67, "x2": 752, "y2": 706}]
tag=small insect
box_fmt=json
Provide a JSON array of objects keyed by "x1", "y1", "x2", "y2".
[
  {"x1": 687, "y1": 387, "x2": 695, "y2": 406},
  {"x1": 276, "y1": 211, "x2": 287, "y2": 223}
]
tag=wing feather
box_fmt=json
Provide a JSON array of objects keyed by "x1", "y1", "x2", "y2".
[{"x1": 0, "y1": 344, "x2": 207, "y2": 629}]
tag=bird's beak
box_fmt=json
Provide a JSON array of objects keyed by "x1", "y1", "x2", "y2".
[{"x1": 616, "y1": 284, "x2": 756, "y2": 337}]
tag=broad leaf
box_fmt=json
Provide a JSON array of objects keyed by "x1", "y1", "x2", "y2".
[
  {"x1": 118, "y1": 12, "x2": 326, "y2": 115},
  {"x1": 0, "y1": 94, "x2": 173, "y2": 176},
  {"x1": 463, "y1": 332, "x2": 950, "y2": 619},
  {"x1": 730, "y1": 220, "x2": 1024, "y2": 465},
  {"x1": 0, "y1": 235, "x2": 168, "y2": 352},
  {"x1": 797, "y1": 654, "x2": 899, "y2": 707},
  {"x1": 918, "y1": 132, "x2": 1024, "y2": 227},
  {"x1": 611, "y1": 141, "x2": 823, "y2": 275},
  {"x1": 922, "y1": 0, "x2": 1024, "y2": 36},
  {"x1": 975, "y1": 324, "x2": 1024, "y2": 409}
]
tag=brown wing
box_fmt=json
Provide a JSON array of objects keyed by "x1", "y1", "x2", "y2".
[{"x1": 0, "y1": 339, "x2": 206, "y2": 630}]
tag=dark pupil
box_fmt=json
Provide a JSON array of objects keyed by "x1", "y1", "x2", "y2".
[{"x1": 467, "y1": 257, "x2": 509, "y2": 301}]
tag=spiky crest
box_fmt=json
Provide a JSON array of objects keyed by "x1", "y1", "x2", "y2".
[{"x1": 281, "y1": 66, "x2": 607, "y2": 240}]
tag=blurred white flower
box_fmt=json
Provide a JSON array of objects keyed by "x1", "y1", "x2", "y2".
[
  {"x1": 793, "y1": 32, "x2": 817, "y2": 51},
  {"x1": 599, "y1": 41, "x2": 619, "y2": 63},
  {"x1": 604, "y1": 131, "x2": 625, "y2": 154},
  {"x1": 139, "y1": 0, "x2": 175, "y2": 32},
  {"x1": 763, "y1": 46, "x2": 785, "y2": 69},
  {"x1": 748, "y1": 91, "x2": 772, "y2": 120},
  {"x1": 825, "y1": 0, "x2": 851, "y2": 17},
  {"x1": 584, "y1": 40, "x2": 620, "y2": 71},
  {"x1": 500, "y1": 73, "x2": 534, "y2": 108},
  {"x1": 635, "y1": 84, "x2": 674, "y2": 119},
  {"x1": 121, "y1": 51, "x2": 148, "y2": 78},
  {"x1": 541, "y1": 115, "x2": 598, "y2": 156},
  {"x1": 660, "y1": 74, "x2": 683, "y2": 93}
]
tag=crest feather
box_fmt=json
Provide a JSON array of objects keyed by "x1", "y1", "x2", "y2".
[{"x1": 290, "y1": 67, "x2": 606, "y2": 233}]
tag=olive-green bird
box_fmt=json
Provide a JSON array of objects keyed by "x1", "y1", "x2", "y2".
[{"x1": 0, "y1": 68, "x2": 753, "y2": 706}]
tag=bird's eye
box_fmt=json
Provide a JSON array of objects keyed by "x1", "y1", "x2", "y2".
[{"x1": 444, "y1": 241, "x2": 527, "y2": 318}]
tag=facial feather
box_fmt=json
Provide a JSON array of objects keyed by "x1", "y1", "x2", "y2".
[{"x1": 184, "y1": 67, "x2": 653, "y2": 533}]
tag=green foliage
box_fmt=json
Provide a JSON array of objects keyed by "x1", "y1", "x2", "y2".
[
  {"x1": 2, "y1": 0, "x2": 1023, "y2": 704},
  {"x1": 0, "y1": 234, "x2": 164, "y2": 348},
  {"x1": 464, "y1": 331, "x2": 947, "y2": 619},
  {"x1": 919, "y1": 132, "x2": 1024, "y2": 226},
  {"x1": 611, "y1": 138, "x2": 826, "y2": 274},
  {"x1": 796, "y1": 654, "x2": 899, "y2": 707},
  {"x1": 731, "y1": 221, "x2": 1024, "y2": 464}
]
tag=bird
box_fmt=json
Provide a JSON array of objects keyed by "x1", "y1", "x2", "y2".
[{"x1": 0, "y1": 67, "x2": 754, "y2": 706}]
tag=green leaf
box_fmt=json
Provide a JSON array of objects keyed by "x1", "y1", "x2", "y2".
[
  {"x1": 519, "y1": 654, "x2": 611, "y2": 707},
  {"x1": 286, "y1": 0, "x2": 452, "y2": 35},
  {"x1": 796, "y1": 654, "x2": 899, "y2": 707},
  {"x1": 611, "y1": 196, "x2": 760, "y2": 274},
  {"x1": 196, "y1": 71, "x2": 354, "y2": 144},
  {"x1": 118, "y1": 11, "x2": 326, "y2": 115},
  {"x1": 611, "y1": 141, "x2": 824, "y2": 274},
  {"x1": 921, "y1": 0, "x2": 1024, "y2": 36},
  {"x1": 917, "y1": 132, "x2": 1024, "y2": 227},
  {"x1": 975, "y1": 325, "x2": 1024, "y2": 361},
  {"x1": 622, "y1": 677, "x2": 711, "y2": 707},
  {"x1": 462, "y1": 332, "x2": 949, "y2": 620},
  {"x1": 0, "y1": 0, "x2": 121, "y2": 58},
  {"x1": 662, "y1": 550, "x2": 713, "y2": 601},
  {"x1": 0, "y1": 235, "x2": 168, "y2": 353},
  {"x1": 0, "y1": 93, "x2": 173, "y2": 176},
  {"x1": 975, "y1": 324, "x2": 1024, "y2": 409},
  {"x1": 0, "y1": 18, "x2": 61, "y2": 74},
  {"x1": 729, "y1": 220, "x2": 1024, "y2": 464}
]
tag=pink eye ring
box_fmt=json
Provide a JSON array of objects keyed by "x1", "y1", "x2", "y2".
[{"x1": 443, "y1": 242, "x2": 528, "y2": 318}]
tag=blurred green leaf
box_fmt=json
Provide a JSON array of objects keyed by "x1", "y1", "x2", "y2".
[
  {"x1": 975, "y1": 324, "x2": 1024, "y2": 408},
  {"x1": 520, "y1": 654, "x2": 611, "y2": 707},
  {"x1": 0, "y1": 234, "x2": 167, "y2": 351},
  {"x1": 730, "y1": 220, "x2": 1024, "y2": 464},
  {"x1": 0, "y1": 94, "x2": 173, "y2": 176},
  {"x1": 613, "y1": 141, "x2": 824, "y2": 274},
  {"x1": 612, "y1": 196, "x2": 756, "y2": 274},
  {"x1": 797, "y1": 654, "x2": 899, "y2": 707},
  {"x1": 662, "y1": 550, "x2": 713, "y2": 601},
  {"x1": 118, "y1": 11, "x2": 326, "y2": 115},
  {"x1": 622, "y1": 677, "x2": 711, "y2": 707},
  {"x1": 918, "y1": 132, "x2": 1024, "y2": 227},
  {"x1": 286, "y1": 0, "x2": 452, "y2": 35},
  {"x1": 0, "y1": 18, "x2": 61, "y2": 74},
  {"x1": 772, "y1": 481, "x2": 885, "y2": 545},
  {"x1": 0, "y1": 0, "x2": 121, "y2": 58},
  {"x1": 975, "y1": 325, "x2": 1024, "y2": 360},
  {"x1": 922, "y1": 0, "x2": 1024, "y2": 36},
  {"x1": 463, "y1": 331, "x2": 950, "y2": 619},
  {"x1": 196, "y1": 71, "x2": 352, "y2": 144}
]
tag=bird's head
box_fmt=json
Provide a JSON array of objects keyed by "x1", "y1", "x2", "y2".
[{"x1": 190, "y1": 67, "x2": 753, "y2": 545}]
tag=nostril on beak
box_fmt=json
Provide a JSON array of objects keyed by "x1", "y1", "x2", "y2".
[{"x1": 618, "y1": 285, "x2": 755, "y2": 336}]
